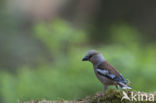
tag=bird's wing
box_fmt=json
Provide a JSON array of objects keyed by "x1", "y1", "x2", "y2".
[{"x1": 96, "y1": 61, "x2": 127, "y2": 84}]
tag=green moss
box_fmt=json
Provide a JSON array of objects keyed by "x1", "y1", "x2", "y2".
[
  {"x1": 89, "y1": 89, "x2": 156, "y2": 103},
  {"x1": 19, "y1": 89, "x2": 156, "y2": 103}
]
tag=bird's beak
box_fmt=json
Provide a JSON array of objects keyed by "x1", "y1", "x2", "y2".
[{"x1": 82, "y1": 56, "x2": 89, "y2": 61}]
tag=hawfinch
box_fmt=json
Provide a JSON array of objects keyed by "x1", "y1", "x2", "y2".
[{"x1": 82, "y1": 50, "x2": 131, "y2": 90}]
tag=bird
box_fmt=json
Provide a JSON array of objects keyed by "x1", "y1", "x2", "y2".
[{"x1": 82, "y1": 50, "x2": 131, "y2": 90}]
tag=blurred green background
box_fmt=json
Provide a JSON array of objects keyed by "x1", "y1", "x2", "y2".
[{"x1": 0, "y1": 0, "x2": 156, "y2": 103}]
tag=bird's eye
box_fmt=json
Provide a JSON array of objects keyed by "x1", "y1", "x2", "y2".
[{"x1": 88, "y1": 55, "x2": 93, "y2": 59}]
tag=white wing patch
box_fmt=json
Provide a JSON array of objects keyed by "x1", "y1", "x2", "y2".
[
  {"x1": 96, "y1": 69, "x2": 109, "y2": 75},
  {"x1": 108, "y1": 73, "x2": 116, "y2": 79},
  {"x1": 96, "y1": 68, "x2": 116, "y2": 79}
]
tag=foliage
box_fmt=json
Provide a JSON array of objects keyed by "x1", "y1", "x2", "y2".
[{"x1": 0, "y1": 19, "x2": 155, "y2": 103}]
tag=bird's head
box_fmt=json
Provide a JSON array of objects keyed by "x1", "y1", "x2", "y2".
[{"x1": 82, "y1": 50, "x2": 105, "y2": 65}]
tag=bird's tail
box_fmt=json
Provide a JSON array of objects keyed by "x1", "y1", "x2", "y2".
[{"x1": 118, "y1": 82, "x2": 132, "y2": 89}]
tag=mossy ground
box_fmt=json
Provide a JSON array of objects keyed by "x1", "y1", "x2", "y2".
[{"x1": 19, "y1": 89, "x2": 156, "y2": 103}]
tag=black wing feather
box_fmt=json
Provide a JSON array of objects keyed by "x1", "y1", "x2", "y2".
[{"x1": 96, "y1": 68, "x2": 127, "y2": 84}]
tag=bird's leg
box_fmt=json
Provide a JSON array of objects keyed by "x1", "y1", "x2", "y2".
[
  {"x1": 104, "y1": 85, "x2": 107, "y2": 91},
  {"x1": 98, "y1": 85, "x2": 107, "y2": 97},
  {"x1": 96, "y1": 85, "x2": 107, "y2": 100},
  {"x1": 115, "y1": 84, "x2": 119, "y2": 90}
]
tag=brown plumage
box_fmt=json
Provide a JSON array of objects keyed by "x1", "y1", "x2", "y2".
[
  {"x1": 82, "y1": 50, "x2": 131, "y2": 90},
  {"x1": 97, "y1": 61, "x2": 121, "y2": 77}
]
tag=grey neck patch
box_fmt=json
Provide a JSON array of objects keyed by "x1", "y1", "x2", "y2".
[{"x1": 95, "y1": 54, "x2": 105, "y2": 66}]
